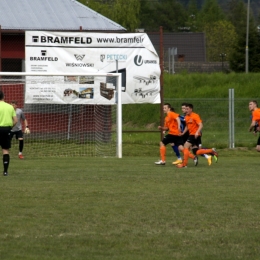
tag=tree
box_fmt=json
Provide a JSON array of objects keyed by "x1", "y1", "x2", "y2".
[
  {"x1": 230, "y1": 17, "x2": 260, "y2": 72},
  {"x1": 204, "y1": 20, "x2": 237, "y2": 61},
  {"x1": 228, "y1": 0, "x2": 260, "y2": 72},
  {"x1": 196, "y1": 0, "x2": 226, "y2": 31},
  {"x1": 113, "y1": 0, "x2": 140, "y2": 32},
  {"x1": 185, "y1": 0, "x2": 200, "y2": 32},
  {"x1": 152, "y1": 0, "x2": 188, "y2": 32},
  {"x1": 77, "y1": 0, "x2": 140, "y2": 32}
]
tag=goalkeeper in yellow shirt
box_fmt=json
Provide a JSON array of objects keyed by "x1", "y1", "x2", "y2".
[{"x1": 10, "y1": 101, "x2": 30, "y2": 159}]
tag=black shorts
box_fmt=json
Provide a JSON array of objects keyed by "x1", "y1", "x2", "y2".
[
  {"x1": 257, "y1": 136, "x2": 260, "y2": 145},
  {"x1": 10, "y1": 130, "x2": 23, "y2": 140},
  {"x1": 197, "y1": 135, "x2": 202, "y2": 146},
  {"x1": 0, "y1": 127, "x2": 12, "y2": 150},
  {"x1": 162, "y1": 134, "x2": 184, "y2": 147},
  {"x1": 182, "y1": 132, "x2": 189, "y2": 143},
  {"x1": 186, "y1": 135, "x2": 200, "y2": 147}
]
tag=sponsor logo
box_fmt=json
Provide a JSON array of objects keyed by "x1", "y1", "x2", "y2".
[
  {"x1": 32, "y1": 36, "x2": 39, "y2": 43},
  {"x1": 30, "y1": 50, "x2": 58, "y2": 61},
  {"x1": 74, "y1": 54, "x2": 85, "y2": 61},
  {"x1": 134, "y1": 55, "x2": 157, "y2": 66},
  {"x1": 66, "y1": 63, "x2": 94, "y2": 67},
  {"x1": 32, "y1": 36, "x2": 92, "y2": 44},
  {"x1": 100, "y1": 54, "x2": 105, "y2": 62},
  {"x1": 107, "y1": 54, "x2": 127, "y2": 61},
  {"x1": 134, "y1": 55, "x2": 143, "y2": 66},
  {"x1": 66, "y1": 54, "x2": 94, "y2": 67},
  {"x1": 100, "y1": 54, "x2": 127, "y2": 62}
]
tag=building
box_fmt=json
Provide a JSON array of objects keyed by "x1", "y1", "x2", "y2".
[{"x1": 0, "y1": 0, "x2": 126, "y2": 72}]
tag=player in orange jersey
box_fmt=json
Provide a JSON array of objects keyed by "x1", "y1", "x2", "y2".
[
  {"x1": 177, "y1": 103, "x2": 218, "y2": 168},
  {"x1": 248, "y1": 100, "x2": 260, "y2": 152}
]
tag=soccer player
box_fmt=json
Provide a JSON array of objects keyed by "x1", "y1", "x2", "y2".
[
  {"x1": 155, "y1": 103, "x2": 184, "y2": 165},
  {"x1": 155, "y1": 103, "x2": 196, "y2": 165},
  {"x1": 10, "y1": 101, "x2": 30, "y2": 159},
  {"x1": 0, "y1": 91, "x2": 17, "y2": 176},
  {"x1": 248, "y1": 100, "x2": 260, "y2": 152},
  {"x1": 177, "y1": 103, "x2": 218, "y2": 168},
  {"x1": 172, "y1": 103, "x2": 189, "y2": 165}
]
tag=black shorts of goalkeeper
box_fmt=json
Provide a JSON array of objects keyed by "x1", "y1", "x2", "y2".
[
  {"x1": 10, "y1": 130, "x2": 23, "y2": 140},
  {"x1": 0, "y1": 127, "x2": 12, "y2": 149}
]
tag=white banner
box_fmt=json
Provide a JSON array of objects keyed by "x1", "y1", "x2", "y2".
[{"x1": 25, "y1": 31, "x2": 161, "y2": 104}]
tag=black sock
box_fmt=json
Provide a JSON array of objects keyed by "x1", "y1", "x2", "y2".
[
  {"x1": 3, "y1": 154, "x2": 10, "y2": 173},
  {"x1": 19, "y1": 139, "x2": 24, "y2": 153}
]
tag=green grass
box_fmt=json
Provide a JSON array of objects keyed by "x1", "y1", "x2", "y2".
[{"x1": 1, "y1": 148, "x2": 260, "y2": 259}]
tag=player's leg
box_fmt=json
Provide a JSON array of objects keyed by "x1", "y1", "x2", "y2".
[
  {"x1": 256, "y1": 136, "x2": 260, "y2": 152},
  {"x1": 155, "y1": 135, "x2": 171, "y2": 165},
  {"x1": 1, "y1": 128, "x2": 12, "y2": 176},
  {"x1": 171, "y1": 143, "x2": 182, "y2": 165},
  {"x1": 198, "y1": 143, "x2": 212, "y2": 165},
  {"x1": 177, "y1": 140, "x2": 192, "y2": 168},
  {"x1": 17, "y1": 131, "x2": 24, "y2": 159}
]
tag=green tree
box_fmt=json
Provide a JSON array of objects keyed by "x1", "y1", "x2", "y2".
[
  {"x1": 204, "y1": 20, "x2": 237, "y2": 61},
  {"x1": 197, "y1": 0, "x2": 226, "y2": 31},
  {"x1": 113, "y1": 0, "x2": 140, "y2": 32},
  {"x1": 186, "y1": 0, "x2": 200, "y2": 32},
  {"x1": 228, "y1": 0, "x2": 260, "y2": 72},
  {"x1": 153, "y1": 0, "x2": 188, "y2": 32},
  {"x1": 77, "y1": 0, "x2": 140, "y2": 32},
  {"x1": 227, "y1": 0, "x2": 247, "y2": 34},
  {"x1": 139, "y1": 0, "x2": 157, "y2": 31},
  {"x1": 230, "y1": 18, "x2": 260, "y2": 72}
]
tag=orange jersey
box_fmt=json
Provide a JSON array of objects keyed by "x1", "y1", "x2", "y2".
[
  {"x1": 252, "y1": 108, "x2": 260, "y2": 125},
  {"x1": 185, "y1": 112, "x2": 202, "y2": 135},
  {"x1": 164, "y1": 111, "x2": 180, "y2": 135}
]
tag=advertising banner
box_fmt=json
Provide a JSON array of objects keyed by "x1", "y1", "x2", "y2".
[{"x1": 25, "y1": 31, "x2": 161, "y2": 104}]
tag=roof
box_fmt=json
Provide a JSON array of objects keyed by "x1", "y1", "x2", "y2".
[
  {"x1": 148, "y1": 32, "x2": 206, "y2": 62},
  {"x1": 0, "y1": 0, "x2": 126, "y2": 32}
]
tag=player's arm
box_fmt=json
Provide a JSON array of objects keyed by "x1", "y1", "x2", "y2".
[
  {"x1": 176, "y1": 117, "x2": 181, "y2": 134},
  {"x1": 24, "y1": 119, "x2": 30, "y2": 134},
  {"x1": 24, "y1": 119, "x2": 29, "y2": 129},
  {"x1": 158, "y1": 125, "x2": 168, "y2": 131},
  {"x1": 21, "y1": 112, "x2": 30, "y2": 134},
  {"x1": 181, "y1": 126, "x2": 188, "y2": 135},
  {"x1": 249, "y1": 120, "x2": 257, "y2": 132},
  {"x1": 13, "y1": 115, "x2": 17, "y2": 127},
  {"x1": 195, "y1": 122, "x2": 203, "y2": 138}
]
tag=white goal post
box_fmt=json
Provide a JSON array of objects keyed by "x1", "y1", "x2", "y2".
[{"x1": 0, "y1": 72, "x2": 122, "y2": 158}]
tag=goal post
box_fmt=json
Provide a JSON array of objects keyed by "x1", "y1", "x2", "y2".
[{"x1": 0, "y1": 72, "x2": 122, "y2": 158}]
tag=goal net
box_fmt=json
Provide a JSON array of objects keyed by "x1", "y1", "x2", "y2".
[{"x1": 0, "y1": 72, "x2": 122, "y2": 158}]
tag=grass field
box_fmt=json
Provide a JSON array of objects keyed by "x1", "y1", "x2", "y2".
[{"x1": 1, "y1": 147, "x2": 260, "y2": 260}]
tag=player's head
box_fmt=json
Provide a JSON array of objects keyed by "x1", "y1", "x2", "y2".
[
  {"x1": 181, "y1": 102, "x2": 188, "y2": 114},
  {"x1": 185, "y1": 103, "x2": 193, "y2": 115},
  {"x1": 10, "y1": 100, "x2": 18, "y2": 109},
  {"x1": 0, "y1": 90, "x2": 4, "y2": 100},
  {"x1": 163, "y1": 103, "x2": 172, "y2": 113},
  {"x1": 249, "y1": 100, "x2": 258, "y2": 111}
]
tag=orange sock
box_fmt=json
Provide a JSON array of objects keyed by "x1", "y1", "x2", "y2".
[
  {"x1": 196, "y1": 149, "x2": 212, "y2": 155},
  {"x1": 189, "y1": 153, "x2": 195, "y2": 159},
  {"x1": 160, "y1": 146, "x2": 166, "y2": 162},
  {"x1": 183, "y1": 148, "x2": 190, "y2": 166}
]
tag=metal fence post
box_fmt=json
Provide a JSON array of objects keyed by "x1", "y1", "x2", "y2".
[{"x1": 229, "y1": 89, "x2": 235, "y2": 148}]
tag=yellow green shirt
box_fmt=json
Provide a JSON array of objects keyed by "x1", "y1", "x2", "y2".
[{"x1": 0, "y1": 101, "x2": 16, "y2": 127}]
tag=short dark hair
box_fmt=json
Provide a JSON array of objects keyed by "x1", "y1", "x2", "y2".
[
  {"x1": 181, "y1": 102, "x2": 188, "y2": 107},
  {"x1": 170, "y1": 107, "x2": 175, "y2": 112},
  {"x1": 11, "y1": 100, "x2": 18, "y2": 105},
  {"x1": 164, "y1": 103, "x2": 171, "y2": 108},
  {"x1": 186, "y1": 103, "x2": 193, "y2": 109},
  {"x1": 250, "y1": 100, "x2": 258, "y2": 107},
  {"x1": 0, "y1": 90, "x2": 4, "y2": 100}
]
